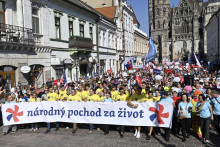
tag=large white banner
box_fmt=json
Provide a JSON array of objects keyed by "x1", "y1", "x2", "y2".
[{"x1": 2, "y1": 101, "x2": 173, "y2": 128}]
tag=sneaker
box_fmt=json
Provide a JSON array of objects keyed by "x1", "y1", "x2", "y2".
[
  {"x1": 136, "y1": 132, "x2": 140, "y2": 138},
  {"x1": 97, "y1": 128, "x2": 100, "y2": 132},
  {"x1": 203, "y1": 138, "x2": 206, "y2": 144},
  {"x1": 66, "y1": 127, "x2": 69, "y2": 130},
  {"x1": 182, "y1": 138, "x2": 186, "y2": 142},
  {"x1": 88, "y1": 131, "x2": 93, "y2": 134},
  {"x1": 55, "y1": 128, "x2": 59, "y2": 131},
  {"x1": 120, "y1": 133, "x2": 124, "y2": 138},
  {"x1": 186, "y1": 134, "x2": 190, "y2": 138},
  {"x1": 104, "y1": 132, "x2": 109, "y2": 135},
  {"x1": 157, "y1": 132, "x2": 162, "y2": 136},
  {"x1": 134, "y1": 129, "x2": 138, "y2": 136},
  {"x1": 34, "y1": 128, "x2": 38, "y2": 132},
  {"x1": 146, "y1": 135, "x2": 151, "y2": 140},
  {"x1": 12, "y1": 131, "x2": 15, "y2": 133},
  {"x1": 72, "y1": 130, "x2": 76, "y2": 134},
  {"x1": 29, "y1": 128, "x2": 34, "y2": 132},
  {"x1": 45, "y1": 129, "x2": 50, "y2": 134},
  {"x1": 206, "y1": 140, "x2": 210, "y2": 144}
]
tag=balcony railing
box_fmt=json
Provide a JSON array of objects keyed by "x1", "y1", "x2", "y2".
[
  {"x1": 69, "y1": 36, "x2": 93, "y2": 49},
  {"x1": 0, "y1": 23, "x2": 37, "y2": 45}
]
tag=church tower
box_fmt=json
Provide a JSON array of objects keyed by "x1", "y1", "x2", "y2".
[{"x1": 149, "y1": 0, "x2": 171, "y2": 62}]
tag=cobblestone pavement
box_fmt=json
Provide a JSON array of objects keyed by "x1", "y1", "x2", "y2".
[{"x1": 0, "y1": 124, "x2": 219, "y2": 147}]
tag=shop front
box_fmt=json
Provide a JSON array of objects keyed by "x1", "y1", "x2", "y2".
[{"x1": 0, "y1": 66, "x2": 17, "y2": 90}]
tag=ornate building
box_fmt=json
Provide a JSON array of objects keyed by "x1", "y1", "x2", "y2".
[{"x1": 149, "y1": 0, "x2": 220, "y2": 62}]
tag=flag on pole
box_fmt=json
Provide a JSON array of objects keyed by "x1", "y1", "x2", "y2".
[
  {"x1": 145, "y1": 37, "x2": 157, "y2": 65},
  {"x1": 136, "y1": 76, "x2": 142, "y2": 85},
  {"x1": 63, "y1": 71, "x2": 68, "y2": 89},
  {"x1": 124, "y1": 58, "x2": 133, "y2": 70},
  {"x1": 152, "y1": 60, "x2": 157, "y2": 66},
  {"x1": 194, "y1": 53, "x2": 202, "y2": 68}
]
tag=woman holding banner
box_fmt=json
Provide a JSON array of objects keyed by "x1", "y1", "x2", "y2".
[{"x1": 3, "y1": 95, "x2": 17, "y2": 135}]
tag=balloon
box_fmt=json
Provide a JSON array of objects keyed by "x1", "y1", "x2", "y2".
[
  {"x1": 155, "y1": 75, "x2": 163, "y2": 81},
  {"x1": 184, "y1": 86, "x2": 192, "y2": 92},
  {"x1": 173, "y1": 77, "x2": 180, "y2": 82}
]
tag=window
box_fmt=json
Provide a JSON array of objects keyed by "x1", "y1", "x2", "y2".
[
  {"x1": 163, "y1": 20, "x2": 165, "y2": 28},
  {"x1": 69, "y1": 21, "x2": 73, "y2": 37},
  {"x1": 32, "y1": 7, "x2": 39, "y2": 34},
  {"x1": 55, "y1": 17, "x2": 61, "y2": 39},
  {"x1": 163, "y1": 8, "x2": 166, "y2": 16},
  {"x1": 103, "y1": 32, "x2": 106, "y2": 46},
  {"x1": 89, "y1": 26, "x2": 93, "y2": 39},
  {"x1": 158, "y1": 21, "x2": 160, "y2": 29},
  {"x1": 79, "y1": 24, "x2": 84, "y2": 37},
  {"x1": 157, "y1": 8, "x2": 159, "y2": 15},
  {"x1": 0, "y1": 2, "x2": 5, "y2": 24}
]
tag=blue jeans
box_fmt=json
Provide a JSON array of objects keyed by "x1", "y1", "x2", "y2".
[
  {"x1": 90, "y1": 124, "x2": 94, "y2": 131},
  {"x1": 47, "y1": 123, "x2": 59, "y2": 130}
]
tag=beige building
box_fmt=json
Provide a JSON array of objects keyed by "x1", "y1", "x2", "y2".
[{"x1": 133, "y1": 26, "x2": 148, "y2": 65}]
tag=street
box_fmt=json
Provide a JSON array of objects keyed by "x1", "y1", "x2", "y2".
[{"x1": 0, "y1": 125, "x2": 219, "y2": 147}]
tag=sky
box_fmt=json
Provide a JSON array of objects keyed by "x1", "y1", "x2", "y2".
[{"x1": 129, "y1": 0, "x2": 208, "y2": 36}]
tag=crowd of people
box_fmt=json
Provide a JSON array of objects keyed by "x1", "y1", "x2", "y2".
[{"x1": 0, "y1": 64, "x2": 220, "y2": 144}]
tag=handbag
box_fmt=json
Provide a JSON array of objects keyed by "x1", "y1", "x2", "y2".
[
  {"x1": 179, "y1": 103, "x2": 188, "y2": 120},
  {"x1": 196, "y1": 102, "x2": 205, "y2": 117}
]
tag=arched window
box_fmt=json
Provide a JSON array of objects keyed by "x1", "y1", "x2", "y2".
[
  {"x1": 157, "y1": 8, "x2": 160, "y2": 15},
  {"x1": 163, "y1": 8, "x2": 166, "y2": 16},
  {"x1": 158, "y1": 21, "x2": 160, "y2": 29},
  {"x1": 163, "y1": 20, "x2": 165, "y2": 28},
  {"x1": 181, "y1": 21, "x2": 189, "y2": 33}
]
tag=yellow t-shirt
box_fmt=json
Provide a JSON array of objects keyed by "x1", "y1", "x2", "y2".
[
  {"x1": 77, "y1": 91, "x2": 88, "y2": 99},
  {"x1": 68, "y1": 95, "x2": 81, "y2": 101},
  {"x1": 153, "y1": 96, "x2": 161, "y2": 102},
  {"x1": 84, "y1": 90, "x2": 90, "y2": 98},
  {"x1": 47, "y1": 92, "x2": 58, "y2": 101},
  {"x1": 116, "y1": 94, "x2": 127, "y2": 101},
  {"x1": 88, "y1": 94, "x2": 101, "y2": 102},
  {"x1": 111, "y1": 91, "x2": 119, "y2": 100},
  {"x1": 145, "y1": 97, "x2": 154, "y2": 101},
  {"x1": 96, "y1": 88, "x2": 103, "y2": 94},
  {"x1": 28, "y1": 97, "x2": 40, "y2": 102},
  {"x1": 130, "y1": 94, "x2": 146, "y2": 102},
  {"x1": 141, "y1": 89, "x2": 146, "y2": 94},
  {"x1": 59, "y1": 90, "x2": 67, "y2": 100},
  {"x1": 125, "y1": 90, "x2": 130, "y2": 98}
]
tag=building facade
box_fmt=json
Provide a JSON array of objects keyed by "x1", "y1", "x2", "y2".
[
  {"x1": 48, "y1": 0, "x2": 99, "y2": 81},
  {"x1": 94, "y1": 10, "x2": 117, "y2": 75},
  {"x1": 206, "y1": 9, "x2": 220, "y2": 68},
  {"x1": 148, "y1": 0, "x2": 220, "y2": 62},
  {"x1": 133, "y1": 26, "x2": 148, "y2": 65},
  {"x1": 0, "y1": 0, "x2": 50, "y2": 90}
]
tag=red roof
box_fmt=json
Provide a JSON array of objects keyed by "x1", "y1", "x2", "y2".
[{"x1": 95, "y1": 6, "x2": 116, "y2": 19}]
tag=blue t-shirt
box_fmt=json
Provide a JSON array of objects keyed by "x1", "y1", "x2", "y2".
[
  {"x1": 178, "y1": 102, "x2": 193, "y2": 118},
  {"x1": 211, "y1": 96, "x2": 220, "y2": 115},
  {"x1": 160, "y1": 97, "x2": 174, "y2": 103},
  {"x1": 5, "y1": 101, "x2": 16, "y2": 104},
  {"x1": 196, "y1": 101, "x2": 211, "y2": 118},
  {"x1": 103, "y1": 98, "x2": 113, "y2": 102}
]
